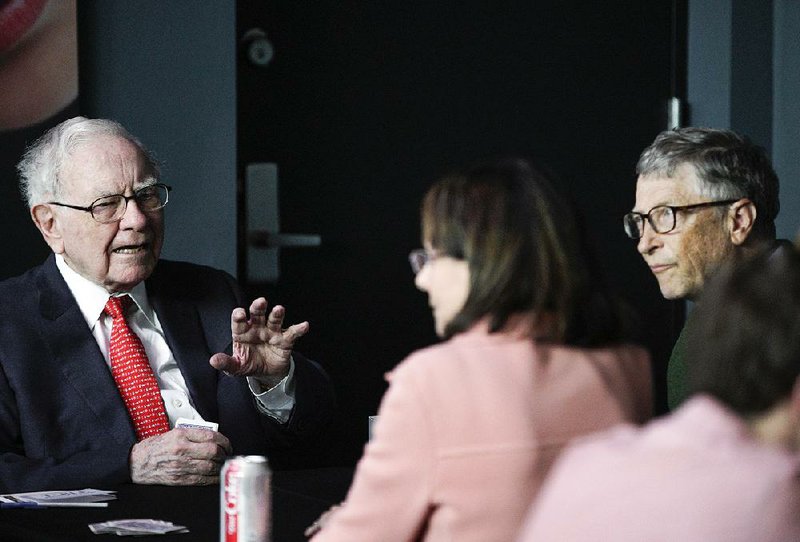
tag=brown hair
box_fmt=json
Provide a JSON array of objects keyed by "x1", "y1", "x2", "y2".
[{"x1": 421, "y1": 157, "x2": 631, "y2": 346}]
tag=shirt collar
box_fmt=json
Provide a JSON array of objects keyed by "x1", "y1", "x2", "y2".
[{"x1": 55, "y1": 254, "x2": 156, "y2": 329}]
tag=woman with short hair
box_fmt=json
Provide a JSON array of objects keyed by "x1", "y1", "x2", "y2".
[{"x1": 309, "y1": 157, "x2": 652, "y2": 542}]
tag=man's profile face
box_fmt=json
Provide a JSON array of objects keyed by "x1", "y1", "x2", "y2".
[
  {"x1": 50, "y1": 134, "x2": 164, "y2": 292},
  {"x1": 633, "y1": 163, "x2": 735, "y2": 301}
]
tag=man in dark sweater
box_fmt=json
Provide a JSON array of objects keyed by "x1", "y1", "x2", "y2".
[{"x1": 623, "y1": 127, "x2": 784, "y2": 409}]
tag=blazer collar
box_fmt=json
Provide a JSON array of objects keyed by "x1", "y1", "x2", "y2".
[
  {"x1": 36, "y1": 254, "x2": 137, "y2": 446},
  {"x1": 146, "y1": 262, "x2": 220, "y2": 421}
]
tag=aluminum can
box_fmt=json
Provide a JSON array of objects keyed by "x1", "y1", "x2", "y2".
[{"x1": 220, "y1": 455, "x2": 271, "y2": 542}]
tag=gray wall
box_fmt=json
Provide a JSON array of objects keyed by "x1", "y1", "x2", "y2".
[
  {"x1": 688, "y1": 0, "x2": 800, "y2": 241},
  {"x1": 79, "y1": 2, "x2": 237, "y2": 275},
  {"x1": 773, "y1": 0, "x2": 800, "y2": 240}
]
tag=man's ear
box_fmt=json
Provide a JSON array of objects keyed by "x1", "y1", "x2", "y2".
[
  {"x1": 728, "y1": 198, "x2": 756, "y2": 246},
  {"x1": 31, "y1": 204, "x2": 65, "y2": 254}
]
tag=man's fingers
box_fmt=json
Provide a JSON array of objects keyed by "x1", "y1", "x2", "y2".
[
  {"x1": 292, "y1": 321, "x2": 310, "y2": 337},
  {"x1": 269, "y1": 321, "x2": 309, "y2": 346},
  {"x1": 231, "y1": 307, "x2": 248, "y2": 322},
  {"x1": 173, "y1": 428, "x2": 233, "y2": 458},
  {"x1": 181, "y1": 427, "x2": 228, "y2": 444},
  {"x1": 209, "y1": 353, "x2": 236, "y2": 373},
  {"x1": 266, "y1": 305, "x2": 285, "y2": 332},
  {"x1": 230, "y1": 307, "x2": 249, "y2": 334},
  {"x1": 188, "y1": 458, "x2": 224, "y2": 476},
  {"x1": 248, "y1": 297, "x2": 269, "y2": 323}
]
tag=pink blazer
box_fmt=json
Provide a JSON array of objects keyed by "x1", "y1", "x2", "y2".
[{"x1": 312, "y1": 320, "x2": 651, "y2": 542}]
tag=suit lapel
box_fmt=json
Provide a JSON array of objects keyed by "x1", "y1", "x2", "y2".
[
  {"x1": 37, "y1": 256, "x2": 136, "y2": 445},
  {"x1": 147, "y1": 266, "x2": 220, "y2": 422}
]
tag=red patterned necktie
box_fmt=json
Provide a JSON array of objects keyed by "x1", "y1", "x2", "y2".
[{"x1": 105, "y1": 295, "x2": 170, "y2": 441}]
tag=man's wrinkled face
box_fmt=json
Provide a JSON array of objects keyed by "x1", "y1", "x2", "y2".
[
  {"x1": 633, "y1": 164, "x2": 735, "y2": 301},
  {"x1": 47, "y1": 135, "x2": 164, "y2": 292}
]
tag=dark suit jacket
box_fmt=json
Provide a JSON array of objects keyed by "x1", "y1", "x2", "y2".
[{"x1": 0, "y1": 255, "x2": 335, "y2": 492}]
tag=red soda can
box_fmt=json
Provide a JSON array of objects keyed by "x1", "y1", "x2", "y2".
[{"x1": 220, "y1": 455, "x2": 271, "y2": 542}]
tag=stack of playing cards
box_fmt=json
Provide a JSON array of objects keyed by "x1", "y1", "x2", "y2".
[
  {"x1": 175, "y1": 417, "x2": 218, "y2": 431},
  {"x1": 89, "y1": 519, "x2": 188, "y2": 536},
  {"x1": 1, "y1": 488, "x2": 117, "y2": 506}
]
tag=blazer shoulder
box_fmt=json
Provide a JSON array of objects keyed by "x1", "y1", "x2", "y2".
[
  {"x1": 0, "y1": 258, "x2": 49, "y2": 290},
  {"x1": 0, "y1": 259, "x2": 57, "y2": 316}
]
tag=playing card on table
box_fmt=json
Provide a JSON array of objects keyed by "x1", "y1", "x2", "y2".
[
  {"x1": 3, "y1": 488, "x2": 117, "y2": 505},
  {"x1": 89, "y1": 519, "x2": 188, "y2": 536}
]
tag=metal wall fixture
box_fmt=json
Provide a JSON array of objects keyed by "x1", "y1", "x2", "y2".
[
  {"x1": 241, "y1": 28, "x2": 274, "y2": 68},
  {"x1": 245, "y1": 163, "x2": 321, "y2": 283}
]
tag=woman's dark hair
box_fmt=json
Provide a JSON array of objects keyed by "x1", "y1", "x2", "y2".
[
  {"x1": 686, "y1": 244, "x2": 800, "y2": 415},
  {"x1": 421, "y1": 156, "x2": 631, "y2": 346}
]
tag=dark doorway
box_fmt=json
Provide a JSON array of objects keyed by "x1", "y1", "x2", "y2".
[{"x1": 237, "y1": 1, "x2": 685, "y2": 465}]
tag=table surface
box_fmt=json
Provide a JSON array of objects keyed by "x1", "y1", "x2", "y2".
[{"x1": 0, "y1": 467, "x2": 354, "y2": 542}]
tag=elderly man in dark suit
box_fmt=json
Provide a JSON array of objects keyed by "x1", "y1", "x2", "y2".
[{"x1": 0, "y1": 117, "x2": 335, "y2": 492}]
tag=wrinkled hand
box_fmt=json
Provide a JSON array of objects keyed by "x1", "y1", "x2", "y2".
[
  {"x1": 209, "y1": 297, "x2": 309, "y2": 383},
  {"x1": 304, "y1": 503, "x2": 343, "y2": 538},
  {"x1": 130, "y1": 428, "x2": 232, "y2": 485}
]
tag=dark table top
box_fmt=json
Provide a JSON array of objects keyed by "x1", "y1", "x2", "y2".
[{"x1": 0, "y1": 467, "x2": 353, "y2": 542}]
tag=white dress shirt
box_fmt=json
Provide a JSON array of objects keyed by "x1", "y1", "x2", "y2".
[{"x1": 55, "y1": 255, "x2": 295, "y2": 425}]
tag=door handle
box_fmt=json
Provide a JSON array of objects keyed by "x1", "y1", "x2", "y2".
[{"x1": 245, "y1": 163, "x2": 321, "y2": 282}]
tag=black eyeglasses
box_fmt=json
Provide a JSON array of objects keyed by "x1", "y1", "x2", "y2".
[
  {"x1": 623, "y1": 199, "x2": 738, "y2": 239},
  {"x1": 48, "y1": 183, "x2": 172, "y2": 224}
]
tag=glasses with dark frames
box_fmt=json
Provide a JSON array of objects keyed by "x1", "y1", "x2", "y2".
[
  {"x1": 623, "y1": 199, "x2": 739, "y2": 239},
  {"x1": 48, "y1": 183, "x2": 172, "y2": 224}
]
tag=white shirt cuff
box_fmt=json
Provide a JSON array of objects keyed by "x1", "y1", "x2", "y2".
[{"x1": 247, "y1": 357, "x2": 296, "y2": 424}]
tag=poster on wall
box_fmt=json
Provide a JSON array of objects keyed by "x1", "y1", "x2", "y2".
[{"x1": 0, "y1": 0, "x2": 78, "y2": 279}]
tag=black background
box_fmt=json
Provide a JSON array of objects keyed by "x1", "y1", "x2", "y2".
[{"x1": 236, "y1": 1, "x2": 686, "y2": 465}]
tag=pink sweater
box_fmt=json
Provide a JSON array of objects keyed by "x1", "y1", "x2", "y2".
[
  {"x1": 517, "y1": 396, "x2": 800, "y2": 542},
  {"x1": 312, "y1": 321, "x2": 651, "y2": 542}
]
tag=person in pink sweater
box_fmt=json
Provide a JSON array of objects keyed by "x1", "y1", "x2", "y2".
[
  {"x1": 516, "y1": 240, "x2": 800, "y2": 542},
  {"x1": 308, "y1": 157, "x2": 652, "y2": 541}
]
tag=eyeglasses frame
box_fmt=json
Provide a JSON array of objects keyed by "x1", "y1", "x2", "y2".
[
  {"x1": 623, "y1": 198, "x2": 740, "y2": 239},
  {"x1": 409, "y1": 248, "x2": 441, "y2": 274},
  {"x1": 47, "y1": 183, "x2": 172, "y2": 224}
]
